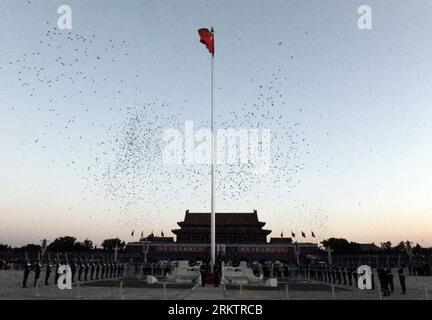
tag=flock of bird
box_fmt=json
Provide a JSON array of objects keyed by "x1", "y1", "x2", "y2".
[{"x1": 3, "y1": 12, "x2": 330, "y2": 235}]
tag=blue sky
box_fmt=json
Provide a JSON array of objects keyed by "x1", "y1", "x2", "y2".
[{"x1": 0, "y1": 0, "x2": 431, "y2": 247}]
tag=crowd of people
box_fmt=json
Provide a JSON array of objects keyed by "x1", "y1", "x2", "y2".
[
  {"x1": 295, "y1": 264, "x2": 407, "y2": 296},
  {"x1": 20, "y1": 258, "x2": 126, "y2": 288}
]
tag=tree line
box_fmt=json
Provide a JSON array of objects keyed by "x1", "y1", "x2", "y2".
[
  {"x1": 321, "y1": 238, "x2": 432, "y2": 255},
  {"x1": 0, "y1": 237, "x2": 126, "y2": 254}
]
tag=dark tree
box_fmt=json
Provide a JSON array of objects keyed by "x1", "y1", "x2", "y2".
[
  {"x1": 101, "y1": 238, "x2": 125, "y2": 251},
  {"x1": 413, "y1": 243, "x2": 423, "y2": 254},
  {"x1": 47, "y1": 236, "x2": 77, "y2": 252},
  {"x1": 75, "y1": 239, "x2": 93, "y2": 252},
  {"x1": 380, "y1": 241, "x2": 392, "y2": 251},
  {"x1": 394, "y1": 241, "x2": 406, "y2": 252},
  {"x1": 20, "y1": 244, "x2": 41, "y2": 253},
  {"x1": 0, "y1": 244, "x2": 11, "y2": 251},
  {"x1": 321, "y1": 238, "x2": 361, "y2": 254}
]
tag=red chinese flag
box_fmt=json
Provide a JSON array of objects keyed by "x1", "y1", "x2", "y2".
[{"x1": 198, "y1": 28, "x2": 214, "y2": 55}]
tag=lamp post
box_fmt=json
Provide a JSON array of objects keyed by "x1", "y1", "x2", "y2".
[
  {"x1": 114, "y1": 244, "x2": 119, "y2": 262},
  {"x1": 142, "y1": 240, "x2": 150, "y2": 264},
  {"x1": 294, "y1": 244, "x2": 301, "y2": 266},
  {"x1": 324, "y1": 247, "x2": 333, "y2": 265}
]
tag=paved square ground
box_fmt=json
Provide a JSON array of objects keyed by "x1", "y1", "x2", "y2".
[{"x1": 1, "y1": 270, "x2": 431, "y2": 300}]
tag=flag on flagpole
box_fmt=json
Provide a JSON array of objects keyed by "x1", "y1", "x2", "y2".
[
  {"x1": 197, "y1": 26, "x2": 216, "y2": 269},
  {"x1": 140, "y1": 230, "x2": 143, "y2": 238},
  {"x1": 161, "y1": 231, "x2": 165, "y2": 237},
  {"x1": 280, "y1": 230, "x2": 283, "y2": 238},
  {"x1": 301, "y1": 231, "x2": 306, "y2": 238},
  {"x1": 291, "y1": 231, "x2": 296, "y2": 238},
  {"x1": 311, "y1": 231, "x2": 316, "y2": 238},
  {"x1": 198, "y1": 28, "x2": 214, "y2": 55},
  {"x1": 131, "y1": 230, "x2": 134, "y2": 237}
]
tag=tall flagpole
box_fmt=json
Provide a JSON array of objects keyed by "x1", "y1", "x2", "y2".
[{"x1": 210, "y1": 27, "x2": 216, "y2": 271}]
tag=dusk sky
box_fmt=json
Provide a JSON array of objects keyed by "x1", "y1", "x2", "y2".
[{"x1": 1, "y1": 0, "x2": 431, "y2": 247}]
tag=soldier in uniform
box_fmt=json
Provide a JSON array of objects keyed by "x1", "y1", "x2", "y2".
[
  {"x1": 84, "y1": 259, "x2": 89, "y2": 281},
  {"x1": 90, "y1": 259, "x2": 95, "y2": 280},
  {"x1": 322, "y1": 265, "x2": 327, "y2": 282},
  {"x1": 200, "y1": 261, "x2": 208, "y2": 287},
  {"x1": 100, "y1": 259, "x2": 104, "y2": 279},
  {"x1": 398, "y1": 265, "x2": 406, "y2": 294},
  {"x1": 95, "y1": 259, "x2": 100, "y2": 279},
  {"x1": 70, "y1": 258, "x2": 77, "y2": 283},
  {"x1": 213, "y1": 262, "x2": 220, "y2": 287},
  {"x1": 102, "y1": 260, "x2": 106, "y2": 279},
  {"x1": 54, "y1": 258, "x2": 60, "y2": 285},
  {"x1": 352, "y1": 265, "x2": 358, "y2": 286},
  {"x1": 106, "y1": 259, "x2": 110, "y2": 278},
  {"x1": 100, "y1": 260, "x2": 104, "y2": 279},
  {"x1": 292, "y1": 264, "x2": 297, "y2": 278},
  {"x1": 274, "y1": 262, "x2": 281, "y2": 279},
  {"x1": 118, "y1": 261, "x2": 123, "y2": 277},
  {"x1": 22, "y1": 259, "x2": 32, "y2": 288},
  {"x1": 109, "y1": 259, "x2": 113, "y2": 278},
  {"x1": 121, "y1": 262, "x2": 126, "y2": 277},
  {"x1": 341, "y1": 266, "x2": 347, "y2": 285},
  {"x1": 45, "y1": 258, "x2": 52, "y2": 285},
  {"x1": 163, "y1": 262, "x2": 171, "y2": 278},
  {"x1": 377, "y1": 266, "x2": 389, "y2": 296},
  {"x1": 78, "y1": 259, "x2": 84, "y2": 282},
  {"x1": 34, "y1": 260, "x2": 42, "y2": 287},
  {"x1": 102, "y1": 259, "x2": 107, "y2": 279},
  {"x1": 110, "y1": 259, "x2": 114, "y2": 278},
  {"x1": 347, "y1": 265, "x2": 353, "y2": 286},
  {"x1": 114, "y1": 261, "x2": 118, "y2": 277},
  {"x1": 113, "y1": 261, "x2": 118, "y2": 278},
  {"x1": 331, "y1": 266, "x2": 336, "y2": 283},
  {"x1": 118, "y1": 262, "x2": 122, "y2": 277},
  {"x1": 336, "y1": 266, "x2": 342, "y2": 284},
  {"x1": 386, "y1": 266, "x2": 394, "y2": 293}
]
